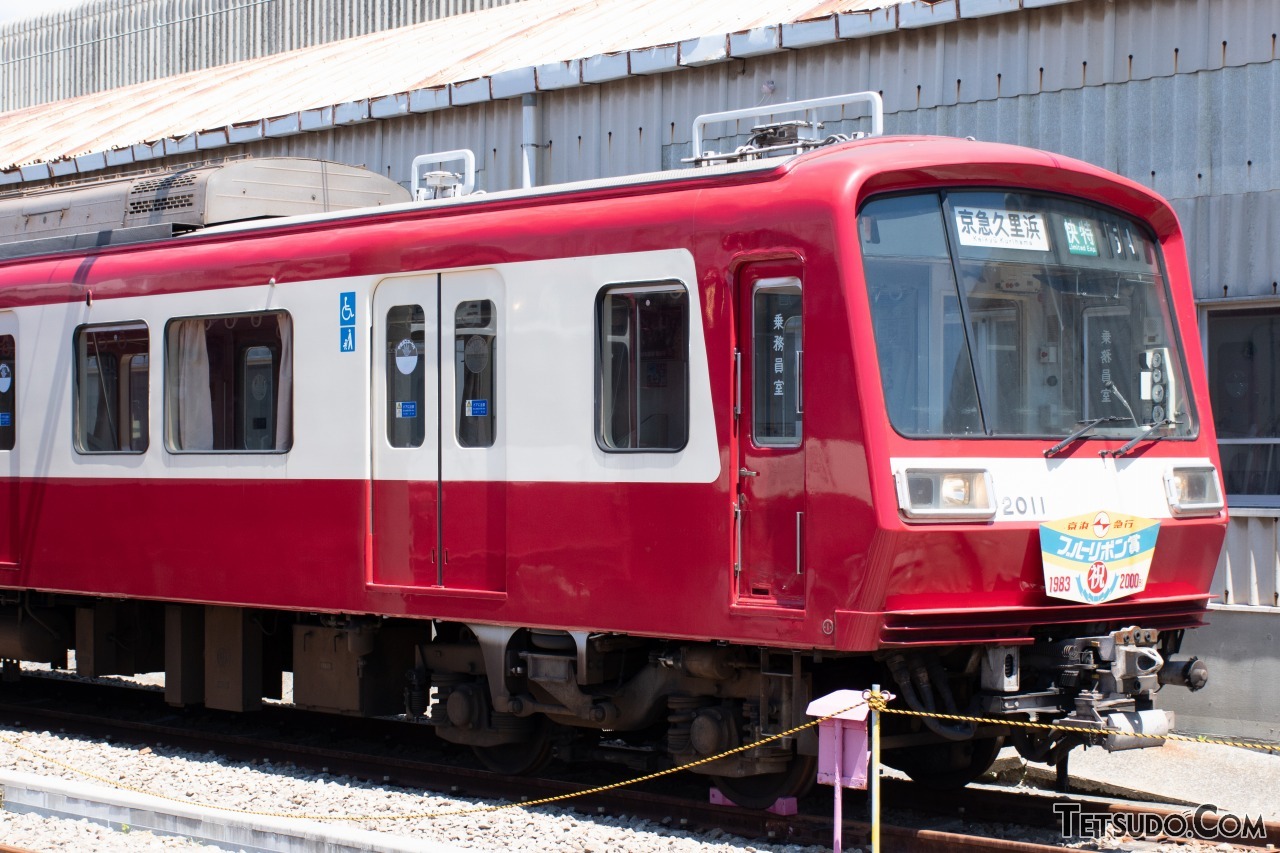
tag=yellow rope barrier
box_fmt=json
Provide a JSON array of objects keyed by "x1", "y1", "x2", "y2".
[
  {"x1": 1, "y1": 690, "x2": 1276, "y2": 824},
  {"x1": 860, "y1": 691, "x2": 1280, "y2": 753}
]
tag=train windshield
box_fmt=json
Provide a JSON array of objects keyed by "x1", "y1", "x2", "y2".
[{"x1": 859, "y1": 191, "x2": 1196, "y2": 440}]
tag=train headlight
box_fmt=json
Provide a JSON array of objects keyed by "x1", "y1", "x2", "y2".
[
  {"x1": 1164, "y1": 467, "x2": 1224, "y2": 517},
  {"x1": 896, "y1": 469, "x2": 995, "y2": 521}
]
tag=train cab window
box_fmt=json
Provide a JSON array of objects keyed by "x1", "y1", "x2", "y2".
[
  {"x1": 753, "y1": 279, "x2": 802, "y2": 446},
  {"x1": 0, "y1": 335, "x2": 13, "y2": 451},
  {"x1": 861, "y1": 191, "x2": 1194, "y2": 442},
  {"x1": 74, "y1": 322, "x2": 149, "y2": 453},
  {"x1": 165, "y1": 311, "x2": 292, "y2": 452},
  {"x1": 861, "y1": 194, "x2": 982, "y2": 436},
  {"x1": 455, "y1": 300, "x2": 495, "y2": 448},
  {"x1": 597, "y1": 282, "x2": 689, "y2": 451},
  {"x1": 387, "y1": 305, "x2": 426, "y2": 448}
]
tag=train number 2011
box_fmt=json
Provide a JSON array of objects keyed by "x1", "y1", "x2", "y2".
[{"x1": 1001, "y1": 495, "x2": 1047, "y2": 516}]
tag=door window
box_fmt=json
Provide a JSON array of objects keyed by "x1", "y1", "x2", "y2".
[
  {"x1": 0, "y1": 334, "x2": 13, "y2": 451},
  {"x1": 752, "y1": 279, "x2": 802, "y2": 446},
  {"x1": 387, "y1": 305, "x2": 427, "y2": 448},
  {"x1": 454, "y1": 300, "x2": 495, "y2": 448}
]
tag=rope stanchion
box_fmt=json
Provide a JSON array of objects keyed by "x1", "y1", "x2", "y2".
[{"x1": 868, "y1": 685, "x2": 883, "y2": 853}]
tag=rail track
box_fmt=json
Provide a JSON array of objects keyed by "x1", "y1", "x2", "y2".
[{"x1": 0, "y1": 673, "x2": 1272, "y2": 852}]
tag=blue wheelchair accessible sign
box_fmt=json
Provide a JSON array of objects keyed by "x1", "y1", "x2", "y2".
[{"x1": 339, "y1": 291, "x2": 356, "y2": 352}]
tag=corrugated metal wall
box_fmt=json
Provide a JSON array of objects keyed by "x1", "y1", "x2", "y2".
[
  {"x1": 0, "y1": 0, "x2": 521, "y2": 112},
  {"x1": 1216, "y1": 511, "x2": 1280, "y2": 607}
]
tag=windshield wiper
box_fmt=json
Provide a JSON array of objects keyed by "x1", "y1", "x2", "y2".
[
  {"x1": 1107, "y1": 420, "x2": 1180, "y2": 458},
  {"x1": 1103, "y1": 380, "x2": 1139, "y2": 426},
  {"x1": 1044, "y1": 416, "x2": 1126, "y2": 457}
]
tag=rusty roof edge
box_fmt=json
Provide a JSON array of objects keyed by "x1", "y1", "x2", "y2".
[{"x1": 0, "y1": 0, "x2": 1075, "y2": 189}]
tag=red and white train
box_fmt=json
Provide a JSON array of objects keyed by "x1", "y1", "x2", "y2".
[{"x1": 0, "y1": 92, "x2": 1226, "y2": 804}]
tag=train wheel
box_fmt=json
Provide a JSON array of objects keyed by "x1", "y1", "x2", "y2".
[
  {"x1": 884, "y1": 735, "x2": 1004, "y2": 789},
  {"x1": 712, "y1": 753, "x2": 817, "y2": 809},
  {"x1": 472, "y1": 717, "x2": 553, "y2": 776}
]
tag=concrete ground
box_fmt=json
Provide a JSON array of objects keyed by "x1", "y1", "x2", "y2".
[{"x1": 1014, "y1": 739, "x2": 1280, "y2": 822}]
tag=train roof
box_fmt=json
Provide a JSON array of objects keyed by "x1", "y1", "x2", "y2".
[{"x1": 0, "y1": 128, "x2": 1175, "y2": 265}]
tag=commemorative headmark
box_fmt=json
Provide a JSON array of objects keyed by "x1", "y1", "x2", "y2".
[{"x1": 1039, "y1": 510, "x2": 1160, "y2": 604}]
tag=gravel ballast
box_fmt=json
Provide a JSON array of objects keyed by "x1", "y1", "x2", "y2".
[{"x1": 0, "y1": 725, "x2": 829, "y2": 852}]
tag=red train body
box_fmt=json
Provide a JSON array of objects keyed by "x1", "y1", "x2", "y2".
[{"x1": 0, "y1": 113, "x2": 1226, "y2": 799}]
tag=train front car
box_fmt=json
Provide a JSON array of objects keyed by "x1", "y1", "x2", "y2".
[{"x1": 832, "y1": 138, "x2": 1226, "y2": 786}]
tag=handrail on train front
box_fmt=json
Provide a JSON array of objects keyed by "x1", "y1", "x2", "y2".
[{"x1": 689, "y1": 90, "x2": 885, "y2": 161}]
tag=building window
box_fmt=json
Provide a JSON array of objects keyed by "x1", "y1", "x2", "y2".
[
  {"x1": 165, "y1": 311, "x2": 292, "y2": 452},
  {"x1": 1208, "y1": 307, "x2": 1280, "y2": 502},
  {"x1": 0, "y1": 335, "x2": 13, "y2": 451},
  {"x1": 74, "y1": 322, "x2": 149, "y2": 453},
  {"x1": 597, "y1": 282, "x2": 688, "y2": 451},
  {"x1": 386, "y1": 305, "x2": 426, "y2": 449},
  {"x1": 455, "y1": 300, "x2": 495, "y2": 448}
]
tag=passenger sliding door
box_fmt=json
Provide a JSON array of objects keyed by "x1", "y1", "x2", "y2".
[
  {"x1": 371, "y1": 271, "x2": 505, "y2": 593},
  {"x1": 371, "y1": 275, "x2": 440, "y2": 587}
]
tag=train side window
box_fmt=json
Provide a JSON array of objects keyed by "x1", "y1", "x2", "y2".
[
  {"x1": 74, "y1": 322, "x2": 149, "y2": 454},
  {"x1": 455, "y1": 300, "x2": 496, "y2": 448},
  {"x1": 165, "y1": 311, "x2": 292, "y2": 452},
  {"x1": 596, "y1": 282, "x2": 689, "y2": 452},
  {"x1": 752, "y1": 279, "x2": 802, "y2": 446},
  {"x1": 387, "y1": 305, "x2": 426, "y2": 448},
  {"x1": 0, "y1": 335, "x2": 14, "y2": 451}
]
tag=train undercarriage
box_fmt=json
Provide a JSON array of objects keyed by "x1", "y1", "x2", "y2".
[{"x1": 0, "y1": 593, "x2": 1208, "y2": 806}]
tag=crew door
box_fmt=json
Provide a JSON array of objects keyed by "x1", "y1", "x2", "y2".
[
  {"x1": 0, "y1": 313, "x2": 16, "y2": 569},
  {"x1": 735, "y1": 270, "x2": 806, "y2": 607},
  {"x1": 371, "y1": 275, "x2": 440, "y2": 587}
]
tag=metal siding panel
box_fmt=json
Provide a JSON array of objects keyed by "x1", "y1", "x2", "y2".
[
  {"x1": 781, "y1": 17, "x2": 840, "y2": 50},
  {"x1": 536, "y1": 60, "x2": 582, "y2": 91},
  {"x1": 491, "y1": 66, "x2": 538, "y2": 98},
  {"x1": 1180, "y1": 192, "x2": 1280, "y2": 302},
  {"x1": 451, "y1": 77, "x2": 494, "y2": 106},
  {"x1": 897, "y1": 0, "x2": 957, "y2": 30},
  {"x1": 960, "y1": 0, "x2": 1020, "y2": 19},
  {"x1": 409, "y1": 87, "x2": 451, "y2": 112},
  {"x1": 1211, "y1": 534, "x2": 1231, "y2": 605},
  {"x1": 629, "y1": 45, "x2": 681, "y2": 76},
  {"x1": 1218, "y1": 514, "x2": 1280, "y2": 607},
  {"x1": 582, "y1": 52, "x2": 631, "y2": 84},
  {"x1": 541, "y1": 85, "x2": 599, "y2": 184},
  {"x1": 730, "y1": 25, "x2": 783, "y2": 58},
  {"x1": 679, "y1": 35, "x2": 730, "y2": 67},
  {"x1": 837, "y1": 7, "x2": 898, "y2": 39},
  {"x1": 872, "y1": 62, "x2": 1280, "y2": 208}
]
